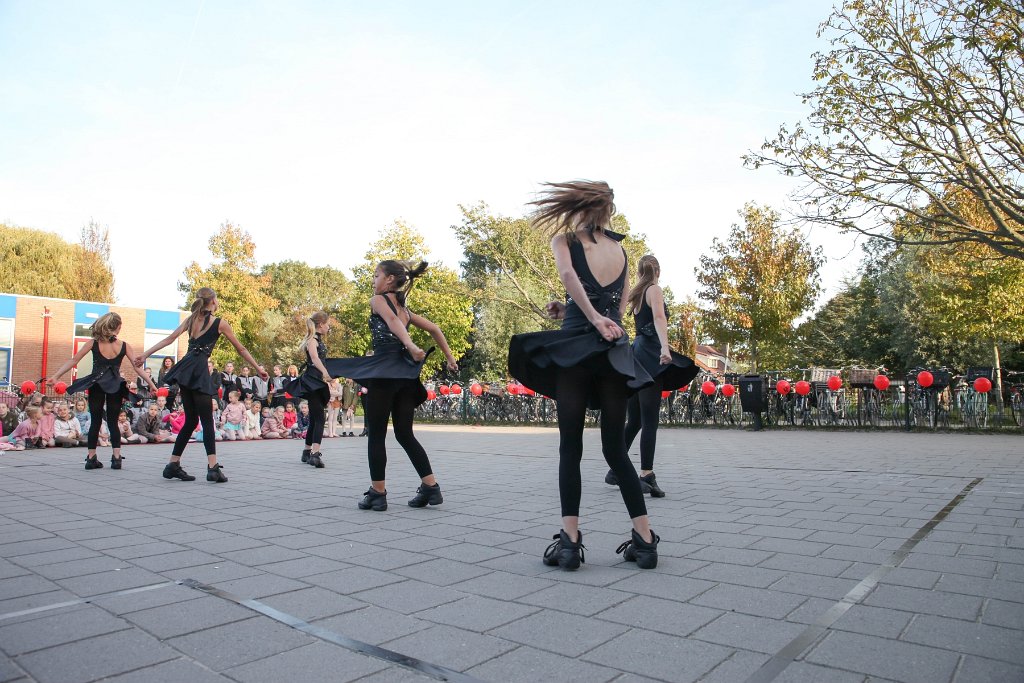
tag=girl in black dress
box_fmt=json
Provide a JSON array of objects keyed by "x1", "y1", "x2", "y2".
[
  {"x1": 137, "y1": 288, "x2": 268, "y2": 483},
  {"x1": 508, "y1": 180, "x2": 660, "y2": 570},
  {"x1": 606, "y1": 255, "x2": 698, "y2": 497},
  {"x1": 285, "y1": 311, "x2": 333, "y2": 468},
  {"x1": 47, "y1": 313, "x2": 157, "y2": 470},
  {"x1": 326, "y1": 261, "x2": 459, "y2": 511}
]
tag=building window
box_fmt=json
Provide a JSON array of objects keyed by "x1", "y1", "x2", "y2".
[
  {"x1": 143, "y1": 329, "x2": 177, "y2": 377},
  {"x1": 0, "y1": 317, "x2": 13, "y2": 386}
]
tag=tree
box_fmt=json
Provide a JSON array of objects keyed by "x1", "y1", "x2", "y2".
[
  {"x1": 668, "y1": 296, "x2": 703, "y2": 359},
  {"x1": 0, "y1": 222, "x2": 115, "y2": 301},
  {"x1": 746, "y1": 0, "x2": 1024, "y2": 259},
  {"x1": 696, "y1": 203, "x2": 824, "y2": 370},
  {"x1": 454, "y1": 203, "x2": 655, "y2": 377},
  {"x1": 179, "y1": 222, "x2": 277, "y2": 368},
  {"x1": 73, "y1": 219, "x2": 115, "y2": 303},
  {"x1": 335, "y1": 221, "x2": 473, "y2": 377}
]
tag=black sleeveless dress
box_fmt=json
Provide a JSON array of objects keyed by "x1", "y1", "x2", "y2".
[
  {"x1": 160, "y1": 316, "x2": 221, "y2": 395},
  {"x1": 507, "y1": 230, "x2": 652, "y2": 404},
  {"x1": 284, "y1": 333, "x2": 331, "y2": 401},
  {"x1": 68, "y1": 341, "x2": 129, "y2": 398},
  {"x1": 632, "y1": 294, "x2": 699, "y2": 391},
  {"x1": 325, "y1": 295, "x2": 433, "y2": 404}
]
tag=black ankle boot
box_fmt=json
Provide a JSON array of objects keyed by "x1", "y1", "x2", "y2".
[
  {"x1": 616, "y1": 529, "x2": 660, "y2": 569},
  {"x1": 407, "y1": 483, "x2": 443, "y2": 507},
  {"x1": 308, "y1": 452, "x2": 324, "y2": 468},
  {"x1": 162, "y1": 462, "x2": 195, "y2": 481},
  {"x1": 301, "y1": 449, "x2": 311, "y2": 463},
  {"x1": 543, "y1": 530, "x2": 585, "y2": 570},
  {"x1": 358, "y1": 488, "x2": 388, "y2": 511},
  {"x1": 206, "y1": 464, "x2": 228, "y2": 483},
  {"x1": 110, "y1": 456, "x2": 123, "y2": 470},
  {"x1": 85, "y1": 456, "x2": 103, "y2": 470},
  {"x1": 605, "y1": 469, "x2": 619, "y2": 486},
  {"x1": 640, "y1": 472, "x2": 665, "y2": 497}
]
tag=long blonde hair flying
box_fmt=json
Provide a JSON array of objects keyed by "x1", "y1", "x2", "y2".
[{"x1": 529, "y1": 180, "x2": 616, "y2": 241}]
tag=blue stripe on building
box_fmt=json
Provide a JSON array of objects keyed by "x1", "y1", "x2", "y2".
[
  {"x1": 74, "y1": 302, "x2": 109, "y2": 324},
  {"x1": 0, "y1": 295, "x2": 15, "y2": 318},
  {"x1": 146, "y1": 309, "x2": 182, "y2": 330}
]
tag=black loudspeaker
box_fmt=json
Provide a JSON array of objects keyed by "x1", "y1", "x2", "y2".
[{"x1": 738, "y1": 375, "x2": 765, "y2": 413}]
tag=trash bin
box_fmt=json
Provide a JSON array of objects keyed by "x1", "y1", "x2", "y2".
[{"x1": 739, "y1": 374, "x2": 765, "y2": 430}]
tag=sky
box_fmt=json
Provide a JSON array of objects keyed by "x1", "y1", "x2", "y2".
[{"x1": 0, "y1": 0, "x2": 863, "y2": 313}]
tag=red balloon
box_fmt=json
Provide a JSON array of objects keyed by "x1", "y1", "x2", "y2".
[
  {"x1": 284, "y1": 391, "x2": 293, "y2": 399},
  {"x1": 776, "y1": 380, "x2": 791, "y2": 395},
  {"x1": 701, "y1": 381, "x2": 716, "y2": 396},
  {"x1": 873, "y1": 375, "x2": 890, "y2": 391},
  {"x1": 157, "y1": 387, "x2": 170, "y2": 397},
  {"x1": 54, "y1": 381, "x2": 67, "y2": 395},
  {"x1": 661, "y1": 390, "x2": 671, "y2": 399},
  {"x1": 20, "y1": 380, "x2": 36, "y2": 395},
  {"x1": 680, "y1": 384, "x2": 689, "y2": 392},
  {"x1": 917, "y1": 371, "x2": 934, "y2": 388},
  {"x1": 426, "y1": 389, "x2": 436, "y2": 401},
  {"x1": 439, "y1": 384, "x2": 450, "y2": 395},
  {"x1": 827, "y1": 376, "x2": 842, "y2": 391},
  {"x1": 973, "y1": 377, "x2": 992, "y2": 393},
  {"x1": 722, "y1": 383, "x2": 735, "y2": 397},
  {"x1": 470, "y1": 383, "x2": 483, "y2": 396},
  {"x1": 795, "y1": 380, "x2": 811, "y2": 396},
  {"x1": 523, "y1": 387, "x2": 535, "y2": 397},
  {"x1": 451, "y1": 384, "x2": 462, "y2": 395},
  {"x1": 218, "y1": 387, "x2": 224, "y2": 399}
]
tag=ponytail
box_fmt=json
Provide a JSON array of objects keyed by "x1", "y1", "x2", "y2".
[
  {"x1": 378, "y1": 260, "x2": 428, "y2": 306},
  {"x1": 298, "y1": 311, "x2": 328, "y2": 353},
  {"x1": 185, "y1": 287, "x2": 216, "y2": 338},
  {"x1": 626, "y1": 255, "x2": 660, "y2": 312}
]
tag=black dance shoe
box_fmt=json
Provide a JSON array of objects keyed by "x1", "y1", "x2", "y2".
[
  {"x1": 308, "y1": 453, "x2": 324, "y2": 468},
  {"x1": 162, "y1": 462, "x2": 195, "y2": 481},
  {"x1": 616, "y1": 529, "x2": 660, "y2": 569},
  {"x1": 358, "y1": 488, "x2": 388, "y2": 511},
  {"x1": 605, "y1": 469, "x2": 619, "y2": 486},
  {"x1": 206, "y1": 464, "x2": 228, "y2": 483},
  {"x1": 110, "y1": 456, "x2": 123, "y2": 470},
  {"x1": 84, "y1": 456, "x2": 103, "y2": 470},
  {"x1": 407, "y1": 483, "x2": 443, "y2": 508},
  {"x1": 301, "y1": 449, "x2": 311, "y2": 463},
  {"x1": 640, "y1": 472, "x2": 665, "y2": 497},
  {"x1": 543, "y1": 530, "x2": 585, "y2": 570}
]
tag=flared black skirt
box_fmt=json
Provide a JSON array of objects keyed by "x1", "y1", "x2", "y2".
[
  {"x1": 284, "y1": 372, "x2": 330, "y2": 403},
  {"x1": 68, "y1": 367, "x2": 128, "y2": 399},
  {"x1": 160, "y1": 354, "x2": 216, "y2": 395},
  {"x1": 325, "y1": 347, "x2": 431, "y2": 407},
  {"x1": 633, "y1": 334, "x2": 700, "y2": 391}
]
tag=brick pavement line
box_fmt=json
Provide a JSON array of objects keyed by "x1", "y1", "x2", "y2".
[
  {"x1": 178, "y1": 578, "x2": 487, "y2": 683},
  {"x1": 0, "y1": 580, "x2": 174, "y2": 622},
  {"x1": 743, "y1": 476, "x2": 984, "y2": 683}
]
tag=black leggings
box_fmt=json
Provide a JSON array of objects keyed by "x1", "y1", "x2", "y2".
[
  {"x1": 555, "y1": 365, "x2": 647, "y2": 519},
  {"x1": 364, "y1": 378, "x2": 432, "y2": 482},
  {"x1": 87, "y1": 389, "x2": 121, "y2": 450},
  {"x1": 624, "y1": 377, "x2": 663, "y2": 471},
  {"x1": 171, "y1": 388, "x2": 216, "y2": 457},
  {"x1": 305, "y1": 388, "x2": 329, "y2": 448}
]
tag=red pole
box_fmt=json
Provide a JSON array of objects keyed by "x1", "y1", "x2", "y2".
[{"x1": 40, "y1": 307, "x2": 52, "y2": 381}]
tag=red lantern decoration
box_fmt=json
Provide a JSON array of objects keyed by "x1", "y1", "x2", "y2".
[
  {"x1": 20, "y1": 380, "x2": 36, "y2": 395},
  {"x1": 873, "y1": 375, "x2": 890, "y2": 391},
  {"x1": 776, "y1": 380, "x2": 791, "y2": 395},
  {"x1": 722, "y1": 384, "x2": 735, "y2": 397},
  {"x1": 426, "y1": 389, "x2": 436, "y2": 401},
  {"x1": 157, "y1": 387, "x2": 170, "y2": 397},
  {"x1": 701, "y1": 381, "x2": 716, "y2": 396},
  {"x1": 661, "y1": 390, "x2": 670, "y2": 399},
  {"x1": 795, "y1": 380, "x2": 811, "y2": 396},
  {"x1": 451, "y1": 384, "x2": 462, "y2": 395},
  {"x1": 523, "y1": 387, "x2": 535, "y2": 397},
  {"x1": 54, "y1": 381, "x2": 67, "y2": 395},
  {"x1": 439, "y1": 384, "x2": 450, "y2": 395},
  {"x1": 218, "y1": 387, "x2": 224, "y2": 399},
  {"x1": 284, "y1": 392, "x2": 293, "y2": 399},
  {"x1": 680, "y1": 384, "x2": 689, "y2": 392},
  {"x1": 470, "y1": 383, "x2": 483, "y2": 396},
  {"x1": 917, "y1": 371, "x2": 934, "y2": 388},
  {"x1": 973, "y1": 377, "x2": 992, "y2": 393},
  {"x1": 827, "y1": 376, "x2": 842, "y2": 391}
]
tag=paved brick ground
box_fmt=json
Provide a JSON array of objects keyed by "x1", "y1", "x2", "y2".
[{"x1": 0, "y1": 426, "x2": 1021, "y2": 683}]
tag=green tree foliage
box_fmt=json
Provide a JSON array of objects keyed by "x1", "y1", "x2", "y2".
[
  {"x1": 746, "y1": 0, "x2": 1024, "y2": 259},
  {"x1": 336, "y1": 221, "x2": 473, "y2": 377},
  {"x1": 0, "y1": 222, "x2": 116, "y2": 302},
  {"x1": 454, "y1": 203, "x2": 654, "y2": 377},
  {"x1": 179, "y1": 222, "x2": 277, "y2": 368},
  {"x1": 696, "y1": 203, "x2": 824, "y2": 370},
  {"x1": 258, "y1": 261, "x2": 353, "y2": 366},
  {"x1": 72, "y1": 220, "x2": 115, "y2": 303}
]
